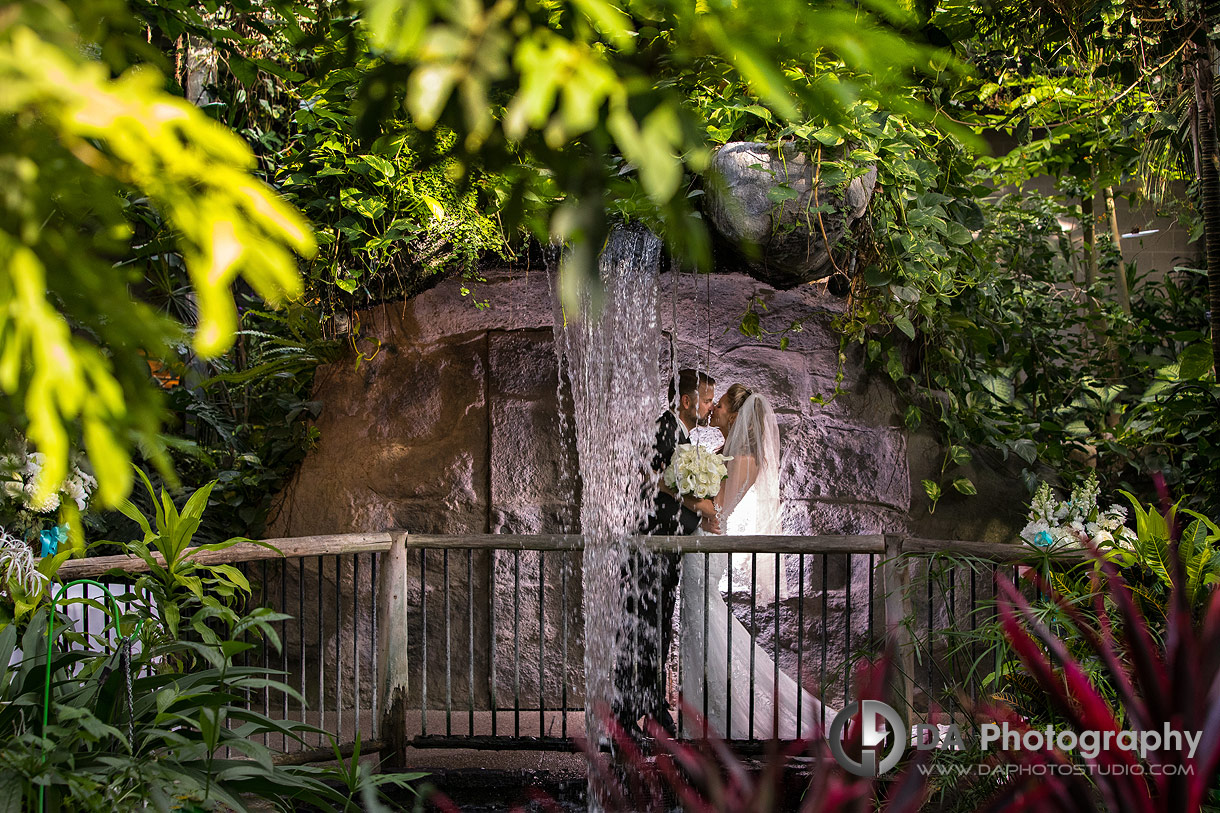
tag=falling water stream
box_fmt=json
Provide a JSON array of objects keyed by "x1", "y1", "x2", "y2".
[{"x1": 552, "y1": 226, "x2": 665, "y2": 809}]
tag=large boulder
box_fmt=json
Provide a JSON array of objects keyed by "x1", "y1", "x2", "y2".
[{"x1": 705, "y1": 142, "x2": 877, "y2": 287}]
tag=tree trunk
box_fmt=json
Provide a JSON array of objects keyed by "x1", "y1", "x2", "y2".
[
  {"x1": 1082, "y1": 192, "x2": 1099, "y2": 288},
  {"x1": 1104, "y1": 186, "x2": 1132, "y2": 315},
  {"x1": 1190, "y1": 33, "x2": 1220, "y2": 377}
]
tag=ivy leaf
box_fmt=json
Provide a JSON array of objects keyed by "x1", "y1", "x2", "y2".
[
  {"x1": 863, "y1": 265, "x2": 891, "y2": 287},
  {"x1": 766, "y1": 184, "x2": 801, "y2": 204},
  {"x1": 893, "y1": 315, "x2": 916, "y2": 340},
  {"x1": 811, "y1": 125, "x2": 845, "y2": 145},
  {"x1": 922, "y1": 479, "x2": 942, "y2": 501},
  {"x1": 886, "y1": 347, "x2": 905, "y2": 381},
  {"x1": 948, "y1": 445, "x2": 972, "y2": 466},
  {"x1": 951, "y1": 477, "x2": 977, "y2": 496},
  {"x1": 1011, "y1": 438, "x2": 1038, "y2": 464},
  {"x1": 1178, "y1": 342, "x2": 1213, "y2": 379},
  {"x1": 943, "y1": 220, "x2": 973, "y2": 245},
  {"x1": 740, "y1": 310, "x2": 762, "y2": 337}
]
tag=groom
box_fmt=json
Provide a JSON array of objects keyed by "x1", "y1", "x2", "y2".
[{"x1": 614, "y1": 368, "x2": 718, "y2": 739}]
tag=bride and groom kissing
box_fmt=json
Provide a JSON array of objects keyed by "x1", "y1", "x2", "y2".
[{"x1": 613, "y1": 369, "x2": 823, "y2": 744}]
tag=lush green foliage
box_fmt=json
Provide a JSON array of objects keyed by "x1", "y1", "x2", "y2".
[
  {"x1": 360, "y1": 0, "x2": 961, "y2": 310},
  {"x1": 0, "y1": 0, "x2": 314, "y2": 518},
  {"x1": 4, "y1": 0, "x2": 1216, "y2": 547},
  {"x1": 903, "y1": 188, "x2": 1219, "y2": 516},
  {"x1": 0, "y1": 477, "x2": 423, "y2": 811},
  {"x1": 936, "y1": 491, "x2": 1220, "y2": 733}
]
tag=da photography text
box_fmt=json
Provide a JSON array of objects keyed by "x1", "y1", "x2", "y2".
[{"x1": 827, "y1": 701, "x2": 1202, "y2": 778}]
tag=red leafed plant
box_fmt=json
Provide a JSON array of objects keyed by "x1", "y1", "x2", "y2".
[
  {"x1": 983, "y1": 539, "x2": 1220, "y2": 812},
  {"x1": 577, "y1": 654, "x2": 931, "y2": 813}
]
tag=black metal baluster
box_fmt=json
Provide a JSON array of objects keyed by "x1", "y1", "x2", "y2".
[
  {"x1": 843, "y1": 554, "x2": 851, "y2": 710},
  {"x1": 281, "y1": 557, "x2": 289, "y2": 752},
  {"x1": 513, "y1": 549, "x2": 521, "y2": 738},
  {"x1": 444, "y1": 548, "x2": 452, "y2": 737},
  {"x1": 335, "y1": 556, "x2": 342, "y2": 741},
  {"x1": 262, "y1": 560, "x2": 270, "y2": 748},
  {"x1": 469, "y1": 549, "x2": 476, "y2": 737},
  {"x1": 420, "y1": 548, "x2": 428, "y2": 737},
  {"x1": 702, "y1": 552, "x2": 710, "y2": 738},
  {"x1": 820, "y1": 555, "x2": 828, "y2": 730},
  {"x1": 490, "y1": 550, "x2": 497, "y2": 738},
  {"x1": 299, "y1": 558, "x2": 305, "y2": 742},
  {"x1": 726, "y1": 558, "x2": 733, "y2": 740},
  {"x1": 371, "y1": 552, "x2": 378, "y2": 739},
  {"x1": 868, "y1": 553, "x2": 876, "y2": 645},
  {"x1": 927, "y1": 560, "x2": 934, "y2": 704},
  {"x1": 948, "y1": 565, "x2": 956, "y2": 715},
  {"x1": 970, "y1": 567, "x2": 978, "y2": 698},
  {"x1": 317, "y1": 556, "x2": 324, "y2": 746},
  {"x1": 749, "y1": 553, "x2": 756, "y2": 741},
  {"x1": 796, "y1": 554, "x2": 804, "y2": 737},
  {"x1": 560, "y1": 551, "x2": 568, "y2": 740},
  {"x1": 773, "y1": 553, "x2": 780, "y2": 738},
  {"x1": 538, "y1": 550, "x2": 545, "y2": 737}
]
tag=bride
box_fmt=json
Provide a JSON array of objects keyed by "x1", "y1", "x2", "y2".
[{"x1": 679, "y1": 384, "x2": 825, "y2": 739}]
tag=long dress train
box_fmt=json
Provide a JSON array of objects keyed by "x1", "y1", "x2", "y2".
[{"x1": 679, "y1": 487, "x2": 826, "y2": 739}]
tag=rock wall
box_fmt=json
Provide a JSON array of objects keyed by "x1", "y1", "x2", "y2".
[{"x1": 267, "y1": 267, "x2": 1023, "y2": 712}]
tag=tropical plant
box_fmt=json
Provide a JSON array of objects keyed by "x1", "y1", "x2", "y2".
[
  {"x1": 0, "y1": 602, "x2": 350, "y2": 812},
  {"x1": 0, "y1": 0, "x2": 315, "y2": 514},
  {"x1": 110, "y1": 469, "x2": 271, "y2": 644},
  {"x1": 130, "y1": 301, "x2": 341, "y2": 544},
  {"x1": 984, "y1": 542, "x2": 1220, "y2": 812},
  {"x1": 1108, "y1": 493, "x2": 1220, "y2": 617}
]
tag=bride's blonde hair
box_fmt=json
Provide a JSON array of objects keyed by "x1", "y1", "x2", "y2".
[{"x1": 723, "y1": 383, "x2": 753, "y2": 415}]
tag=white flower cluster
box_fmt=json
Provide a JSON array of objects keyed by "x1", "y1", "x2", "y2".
[
  {"x1": 0, "y1": 450, "x2": 97, "y2": 514},
  {"x1": 0, "y1": 528, "x2": 48, "y2": 596},
  {"x1": 1020, "y1": 472, "x2": 1135, "y2": 551},
  {"x1": 663, "y1": 443, "x2": 731, "y2": 499}
]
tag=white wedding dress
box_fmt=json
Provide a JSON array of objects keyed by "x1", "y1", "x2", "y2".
[{"x1": 678, "y1": 395, "x2": 826, "y2": 739}]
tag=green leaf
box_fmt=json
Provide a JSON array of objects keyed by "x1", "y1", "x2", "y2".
[
  {"x1": 766, "y1": 184, "x2": 801, "y2": 204},
  {"x1": 863, "y1": 265, "x2": 891, "y2": 287},
  {"x1": 948, "y1": 445, "x2": 972, "y2": 466},
  {"x1": 922, "y1": 479, "x2": 942, "y2": 501},
  {"x1": 1011, "y1": 438, "x2": 1038, "y2": 464},
  {"x1": 811, "y1": 125, "x2": 845, "y2": 145},
  {"x1": 1178, "y1": 342, "x2": 1213, "y2": 379},
  {"x1": 943, "y1": 220, "x2": 973, "y2": 245},
  {"x1": 951, "y1": 477, "x2": 977, "y2": 496},
  {"x1": 893, "y1": 315, "x2": 916, "y2": 340}
]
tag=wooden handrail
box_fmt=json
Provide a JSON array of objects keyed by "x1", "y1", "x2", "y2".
[{"x1": 50, "y1": 531, "x2": 1073, "y2": 580}]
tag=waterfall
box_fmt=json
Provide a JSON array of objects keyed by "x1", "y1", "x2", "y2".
[{"x1": 551, "y1": 226, "x2": 664, "y2": 762}]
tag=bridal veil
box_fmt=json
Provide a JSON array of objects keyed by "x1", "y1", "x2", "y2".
[{"x1": 719, "y1": 393, "x2": 785, "y2": 601}]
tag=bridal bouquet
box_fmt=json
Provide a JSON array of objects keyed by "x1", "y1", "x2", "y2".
[
  {"x1": 663, "y1": 443, "x2": 731, "y2": 499},
  {"x1": 1020, "y1": 471, "x2": 1135, "y2": 551}
]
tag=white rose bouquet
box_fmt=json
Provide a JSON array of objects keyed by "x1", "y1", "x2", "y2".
[{"x1": 663, "y1": 443, "x2": 731, "y2": 499}]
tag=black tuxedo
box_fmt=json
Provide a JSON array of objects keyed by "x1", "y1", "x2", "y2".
[
  {"x1": 615, "y1": 411, "x2": 698, "y2": 734},
  {"x1": 643, "y1": 411, "x2": 702, "y2": 536}
]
